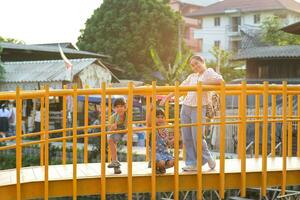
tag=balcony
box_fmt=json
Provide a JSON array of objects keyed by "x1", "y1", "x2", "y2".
[{"x1": 226, "y1": 25, "x2": 241, "y2": 37}]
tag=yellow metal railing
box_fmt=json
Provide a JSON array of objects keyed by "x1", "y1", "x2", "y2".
[{"x1": 0, "y1": 81, "x2": 300, "y2": 200}]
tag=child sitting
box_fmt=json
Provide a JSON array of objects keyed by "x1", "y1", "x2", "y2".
[
  {"x1": 147, "y1": 105, "x2": 174, "y2": 174},
  {"x1": 107, "y1": 98, "x2": 127, "y2": 174}
]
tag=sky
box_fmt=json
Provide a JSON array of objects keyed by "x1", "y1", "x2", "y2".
[{"x1": 0, "y1": 0, "x2": 103, "y2": 44}]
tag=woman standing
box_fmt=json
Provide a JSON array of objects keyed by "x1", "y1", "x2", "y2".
[
  {"x1": 0, "y1": 102, "x2": 10, "y2": 138},
  {"x1": 160, "y1": 55, "x2": 223, "y2": 171}
]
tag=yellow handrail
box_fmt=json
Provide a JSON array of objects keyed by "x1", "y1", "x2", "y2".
[{"x1": 1, "y1": 82, "x2": 300, "y2": 200}]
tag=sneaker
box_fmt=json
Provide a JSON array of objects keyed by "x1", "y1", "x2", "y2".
[
  {"x1": 182, "y1": 165, "x2": 197, "y2": 172},
  {"x1": 208, "y1": 158, "x2": 216, "y2": 170},
  {"x1": 108, "y1": 160, "x2": 120, "y2": 168},
  {"x1": 114, "y1": 167, "x2": 122, "y2": 174}
]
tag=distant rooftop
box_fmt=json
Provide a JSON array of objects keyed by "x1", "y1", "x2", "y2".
[
  {"x1": 235, "y1": 45, "x2": 300, "y2": 60},
  {"x1": 188, "y1": 0, "x2": 300, "y2": 17},
  {"x1": 281, "y1": 21, "x2": 300, "y2": 35},
  {"x1": 177, "y1": 0, "x2": 220, "y2": 6}
]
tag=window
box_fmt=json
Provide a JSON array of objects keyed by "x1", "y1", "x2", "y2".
[
  {"x1": 231, "y1": 40, "x2": 241, "y2": 52},
  {"x1": 214, "y1": 17, "x2": 220, "y2": 26},
  {"x1": 254, "y1": 14, "x2": 260, "y2": 24},
  {"x1": 214, "y1": 40, "x2": 220, "y2": 48}
]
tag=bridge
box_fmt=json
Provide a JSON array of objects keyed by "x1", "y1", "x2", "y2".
[{"x1": 0, "y1": 81, "x2": 299, "y2": 200}]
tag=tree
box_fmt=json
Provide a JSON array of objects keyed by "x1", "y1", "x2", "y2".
[
  {"x1": 261, "y1": 16, "x2": 300, "y2": 45},
  {"x1": 206, "y1": 47, "x2": 245, "y2": 82},
  {"x1": 150, "y1": 47, "x2": 191, "y2": 85},
  {"x1": 77, "y1": 0, "x2": 181, "y2": 81}
]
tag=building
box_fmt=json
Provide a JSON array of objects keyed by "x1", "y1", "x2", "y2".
[
  {"x1": 0, "y1": 58, "x2": 114, "y2": 91},
  {"x1": 0, "y1": 42, "x2": 122, "y2": 90},
  {"x1": 188, "y1": 0, "x2": 300, "y2": 60},
  {"x1": 232, "y1": 26, "x2": 300, "y2": 84},
  {"x1": 169, "y1": 0, "x2": 220, "y2": 52}
]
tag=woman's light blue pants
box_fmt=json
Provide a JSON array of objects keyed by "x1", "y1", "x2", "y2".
[{"x1": 180, "y1": 104, "x2": 212, "y2": 166}]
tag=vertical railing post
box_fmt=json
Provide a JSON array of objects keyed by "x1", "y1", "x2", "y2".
[
  {"x1": 72, "y1": 84, "x2": 78, "y2": 200},
  {"x1": 16, "y1": 86, "x2": 22, "y2": 200},
  {"x1": 127, "y1": 82, "x2": 133, "y2": 200},
  {"x1": 62, "y1": 85, "x2": 67, "y2": 164},
  {"x1": 146, "y1": 94, "x2": 151, "y2": 161},
  {"x1": 174, "y1": 81, "x2": 180, "y2": 200},
  {"x1": 288, "y1": 95, "x2": 293, "y2": 157},
  {"x1": 151, "y1": 81, "x2": 157, "y2": 200},
  {"x1": 219, "y1": 81, "x2": 226, "y2": 199},
  {"x1": 101, "y1": 82, "x2": 107, "y2": 200},
  {"x1": 261, "y1": 82, "x2": 269, "y2": 197},
  {"x1": 237, "y1": 94, "x2": 244, "y2": 159},
  {"x1": 44, "y1": 85, "x2": 50, "y2": 200},
  {"x1": 298, "y1": 94, "x2": 300, "y2": 157},
  {"x1": 255, "y1": 94, "x2": 260, "y2": 158},
  {"x1": 196, "y1": 82, "x2": 203, "y2": 200},
  {"x1": 281, "y1": 81, "x2": 287, "y2": 195},
  {"x1": 165, "y1": 84, "x2": 170, "y2": 121},
  {"x1": 271, "y1": 95, "x2": 276, "y2": 157},
  {"x1": 84, "y1": 85, "x2": 89, "y2": 163},
  {"x1": 107, "y1": 84, "x2": 112, "y2": 162},
  {"x1": 40, "y1": 87, "x2": 45, "y2": 166},
  {"x1": 240, "y1": 81, "x2": 247, "y2": 197}
]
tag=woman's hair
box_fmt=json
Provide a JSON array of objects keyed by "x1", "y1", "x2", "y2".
[
  {"x1": 156, "y1": 108, "x2": 165, "y2": 117},
  {"x1": 190, "y1": 55, "x2": 205, "y2": 63}
]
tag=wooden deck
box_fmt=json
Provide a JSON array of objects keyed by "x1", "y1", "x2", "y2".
[{"x1": 0, "y1": 157, "x2": 300, "y2": 199}]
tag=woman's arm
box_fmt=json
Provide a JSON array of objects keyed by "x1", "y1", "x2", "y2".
[{"x1": 202, "y1": 68, "x2": 224, "y2": 85}]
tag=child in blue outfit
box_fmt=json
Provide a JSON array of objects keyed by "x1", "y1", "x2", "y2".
[{"x1": 147, "y1": 106, "x2": 174, "y2": 174}]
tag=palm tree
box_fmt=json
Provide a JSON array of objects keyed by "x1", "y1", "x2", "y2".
[{"x1": 150, "y1": 47, "x2": 191, "y2": 85}]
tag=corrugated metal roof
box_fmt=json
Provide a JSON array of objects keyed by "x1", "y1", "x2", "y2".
[
  {"x1": 0, "y1": 42, "x2": 110, "y2": 58},
  {"x1": 187, "y1": 0, "x2": 300, "y2": 17},
  {"x1": 235, "y1": 45, "x2": 300, "y2": 60},
  {"x1": 1, "y1": 58, "x2": 98, "y2": 83}
]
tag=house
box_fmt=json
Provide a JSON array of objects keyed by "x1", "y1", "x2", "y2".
[
  {"x1": 0, "y1": 42, "x2": 122, "y2": 90},
  {"x1": 0, "y1": 42, "x2": 123, "y2": 132},
  {"x1": 233, "y1": 28, "x2": 300, "y2": 84},
  {"x1": 188, "y1": 0, "x2": 300, "y2": 60},
  {"x1": 169, "y1": 0, "x2": 220, "y2": 52},
  {"x1": 0, "y1": 58, "x2": 114, "y2": 91}
]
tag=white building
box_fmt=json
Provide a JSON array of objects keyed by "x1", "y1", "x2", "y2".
[{"x1": 188, "y1": 0, "x2": 300, "y2": 60}]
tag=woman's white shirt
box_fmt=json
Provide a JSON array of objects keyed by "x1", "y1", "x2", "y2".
[{"x1": 180, "y1": 68, "x2": 223, "y2": 107}]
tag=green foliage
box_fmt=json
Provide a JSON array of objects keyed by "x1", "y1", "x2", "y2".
[
  {"x1": 150, "y1": 47, "x2": 192, "y2": 85},
  {"x1": 0, "y1": 47, "x2": 5, "y2": 80},
  {"x1": 0, "y1": 36, "x2": 24, "y2": 44},
  {"x1": 260, "y1": 16, "x2": 300, "y2": 45},
  {"x1": 77, "y1": 0, "x2": 181, "y2": 81},
  {"x1": 206, "y1": 47, "x2": 245, "y2": 82}
]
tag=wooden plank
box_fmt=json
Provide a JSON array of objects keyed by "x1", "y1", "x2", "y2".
[{"x1": 0, "y1": 158, "x2": 299, "y2": 186}]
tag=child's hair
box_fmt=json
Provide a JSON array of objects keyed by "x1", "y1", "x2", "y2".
[
  {"x1": 113, "y1": 97, "x2": 126, "y2": 107},
  {"x1": 156, "y1": 108, "x2": 165, "y2": 117}
]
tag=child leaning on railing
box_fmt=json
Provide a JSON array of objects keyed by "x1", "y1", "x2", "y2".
[{"x1": 146, "y1": 104, "x2": 174, "y2": 174}]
